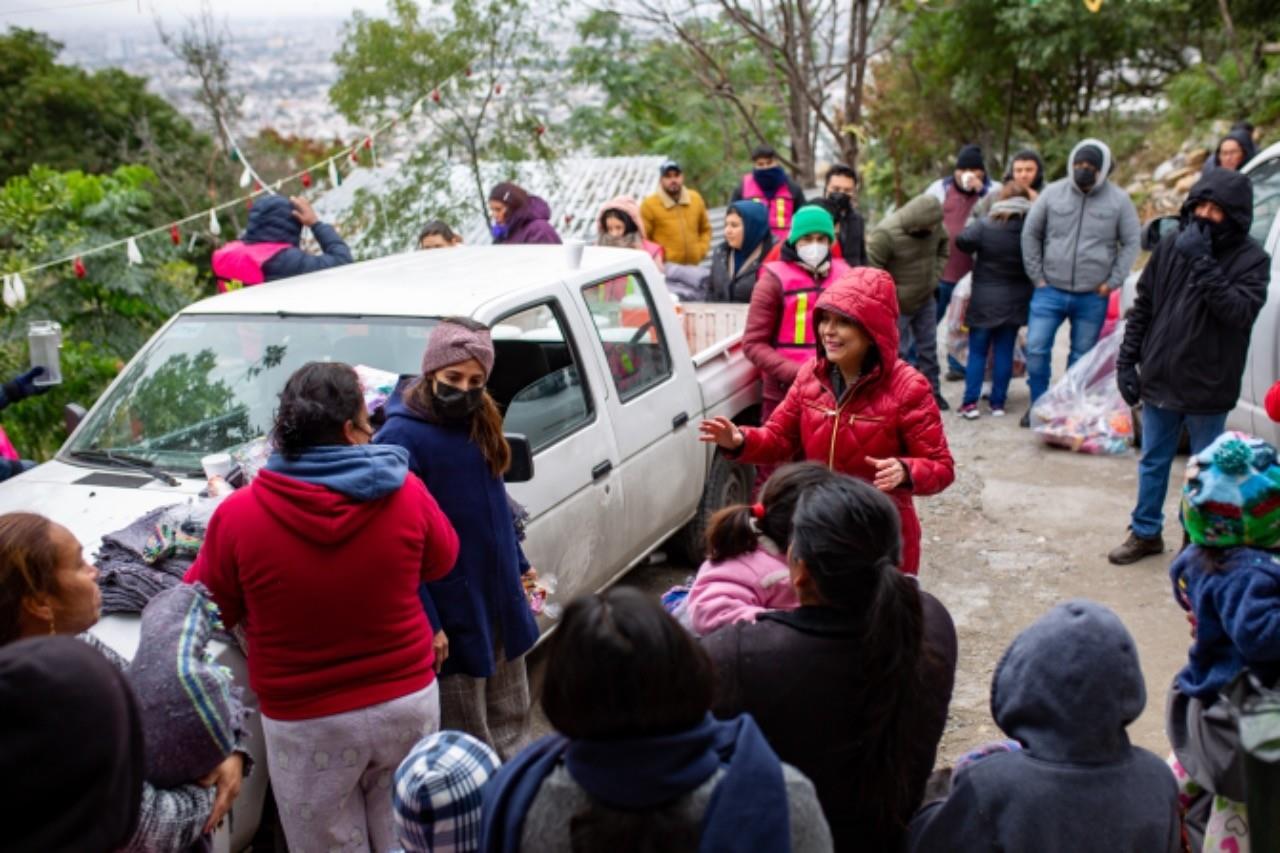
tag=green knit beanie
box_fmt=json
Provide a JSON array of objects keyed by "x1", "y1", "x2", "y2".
[{"x1": 788, "y1": 205, "x2": 835, "y2": 244}]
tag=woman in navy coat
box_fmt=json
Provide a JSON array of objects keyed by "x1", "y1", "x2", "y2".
[{"x1": 376, "y1": 317, "x2": 539, "y2": 760}]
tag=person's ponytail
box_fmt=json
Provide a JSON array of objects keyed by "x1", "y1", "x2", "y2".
[
  {"x1": 705, "y1": 504, "x2": 758, "y2": 563},
  {"x1": 706, "y1": 462, "x2": 839, "y2": 563}
]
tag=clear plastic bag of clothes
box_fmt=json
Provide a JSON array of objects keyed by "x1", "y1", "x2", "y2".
[
  {"x1": 1029, "y1": 322, "x2": 1135, "y2": 455},
  {"x1": 943, "y1": 274, "x2": 1028, "y2": 378}
]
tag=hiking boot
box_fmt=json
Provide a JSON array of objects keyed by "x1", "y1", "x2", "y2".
[
  {"x1": 1019, "y1": 410, "x2": 1031, "y2": 428},
  {"x1": 945, "y1": 368, "x2": 965, "y2": 382},
  {"x1": 1107, "y1": 531, "x2": 1165, "y2": 565},
  {"x1": 934, "y1": 393, "x2": 950, "y2": 412},
  {"x1": 959, "y1": 403, "x2": 980, "y2": 420}
]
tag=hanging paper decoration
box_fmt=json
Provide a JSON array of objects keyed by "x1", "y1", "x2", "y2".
[
  {"x1": 169, "y1": 224, "x2": 181, "y2": 245},
  {"x1": 2, "y1": 276, "x2": 15, "y2": 309},
  {"x1": 536, "y1": 125, "x2": 546, "y2": 136},
  {"x1": 253, "y1": 180, "x2": 263, "y2": 193},
  {"x1": 349, "y1": 145, "x2": 361, "y2": 165},
  {"x1": 239, "y1": 165, "x2": 253, "y2": 188},
  {"x1": 465, "y1": 66, "x2": 472, "y2": 77},
  {"x1": 246, "y1": 198, "x2": 254, "y2": 210},
  {"x1": 564, "y1": 214, "x2": 574, "y2": 225},
  {"x1": 300, "y1": 170, "x2": 313, "y2": 188},
  {"x1": 73, "y1": 257, "x2": 86, "y2": 279},
  {"x1": 208, "y1": 209, "x2": 221, "y2": 236},
  {"x1": 329, "y1": 158, "x2": 341, "y2": 187},
  {"x1": 12, "y1": 273, "x2": 25, "y2": 304},
  {"x1": 126, "y1": 237, "x2": 143, "y2": 265},
  {"x1": 230, "y1": 148, "x2": 240, "y2": 163},
  {"x1": 431, "y1": 89, "x2": 441, "y2": 103},
  {"x1": 1084, "y1": 0, "x2": 1102, "y2": 9},
  {"x1": 187, "y1": 232, "x2": 198, "y2": 252},
  {"x1": 363, "y1": 136, "x2": 373, "y2": 150},
  {"x1": 495, "y1": 83, "x2": 503, "y2": 95}
]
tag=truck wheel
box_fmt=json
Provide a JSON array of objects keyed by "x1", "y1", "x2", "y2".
[{"x1": 669, "y1": 452, "x2": 754, "y2": 565}]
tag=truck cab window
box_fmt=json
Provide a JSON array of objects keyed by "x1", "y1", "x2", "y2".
[
  {"x1": 490, "y1": 301, "x2": 593, "y2": 452},
  {"x1": 1249, "y1": 159, "x2": 1280, "y2": 247},
  {"x1": 581, "y1": 273, "x2": 673, "y2": 400}
]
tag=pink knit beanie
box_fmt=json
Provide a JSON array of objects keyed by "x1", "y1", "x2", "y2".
[{"x1": 421, "y1": 318, "x2": 495, "y2": 378}]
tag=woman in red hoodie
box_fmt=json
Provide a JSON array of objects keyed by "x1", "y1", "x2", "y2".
[
  {"x1": 185, "y1": 361, "x2": 459, "y2": 851},
  {"x1": 701, "y1": 266, "x2": 954, "y2": 575}
]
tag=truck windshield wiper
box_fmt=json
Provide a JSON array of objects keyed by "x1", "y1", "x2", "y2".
[{"x1": 67, "y1": 449, "x2": 182, "y2": 487}]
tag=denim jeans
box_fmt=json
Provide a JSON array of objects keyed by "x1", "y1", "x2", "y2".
[
  {"x1": 963, "y1": 324, "x2": 1019, "y2": 408},
  {"x1": 1130, "y1": 403, "x2": 1228, "y2": 538},
  {"x1": 898, "y1": 296, "x2": 940, "y2": 393},
  {"x1": 1026, "y1": 285, "x2": 1109, "y2": 403}
]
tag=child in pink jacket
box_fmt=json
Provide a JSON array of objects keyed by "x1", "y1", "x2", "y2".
[{"x1": 687, "y1": 462, "x2": 839, "y2": 636}]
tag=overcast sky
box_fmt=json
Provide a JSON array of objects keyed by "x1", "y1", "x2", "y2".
[{"x1": 0, "y1": 0, "x2": 388, "y2": 32}]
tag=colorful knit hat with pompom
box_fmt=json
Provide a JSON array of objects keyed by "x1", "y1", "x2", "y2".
[{"x1": 1181, "y1": 431, "x2": 1280, "y2": 549}]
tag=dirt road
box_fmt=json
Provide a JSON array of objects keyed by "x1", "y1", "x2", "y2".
[{"x1": 603, "y1": 377, "x2": 1190, "y2": 766}]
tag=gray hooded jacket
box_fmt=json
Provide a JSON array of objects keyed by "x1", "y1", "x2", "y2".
[
  {"x1": 1021, "y1": 139, "x2": 1141, "y2": 292},
  {"x1": 907, "y1": 600, "x2": 1182, "y2": 853}
]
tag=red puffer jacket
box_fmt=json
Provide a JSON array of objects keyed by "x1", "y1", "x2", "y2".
[{"x1": 736, "y1": 266, "x2": 955, "y2": 574}]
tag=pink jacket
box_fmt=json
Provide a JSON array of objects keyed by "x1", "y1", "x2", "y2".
[{"x1": 686, "y1": 546, "x2": 799, "y2": 636}]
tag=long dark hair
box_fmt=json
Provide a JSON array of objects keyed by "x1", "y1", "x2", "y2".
[
  {"x1": 789, "y1": 476, "x2": 926, "y2": 839},
  {"x1": 271, "y1": 362, "x2": 364, "y2": 460},
  {"x1": 543, "y1": 587, "x2": 712, "y2": 852},
  {"x1": 705, "y1": 462, "x2": 836, "y2": 562}
]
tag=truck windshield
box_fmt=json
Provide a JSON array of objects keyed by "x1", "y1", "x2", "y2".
[{"x1": 65, "y1": 314, "x2": 438, "y2": 474}]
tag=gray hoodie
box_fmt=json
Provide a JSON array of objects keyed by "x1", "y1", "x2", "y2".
[
  {"x1": 1021, "y1": 139, "x2": 1141, "y2": 292},
  {"x1": 907, "y1": 600, "x2": 1182, "y2": 853}
]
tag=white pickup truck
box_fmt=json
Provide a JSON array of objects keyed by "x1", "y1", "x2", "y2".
[{"x1": 0, "y1": 245, "x2": 759, "y2": 850}]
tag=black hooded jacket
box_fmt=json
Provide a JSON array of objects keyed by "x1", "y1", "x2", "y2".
[
  {"x1": 1118, "y1": 168, "x2": 1271, "y2": 414},
  {"x1": 907, "y1": 600, "x2": 1181, "y2": 853},
  {"x1": 241, "y1": 195, "x2": 354, "y2": 281}
]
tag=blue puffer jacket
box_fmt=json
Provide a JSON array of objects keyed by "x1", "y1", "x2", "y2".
[
  {"x1": 241, "y1": 195, "x2": 354, "y2": 281},
  {"x1": 374, "y1": 386, "x2": 539, "y2": 678},
  {"x1": 1171, "y1": 545, "x2": 1280, "y2": 701}
]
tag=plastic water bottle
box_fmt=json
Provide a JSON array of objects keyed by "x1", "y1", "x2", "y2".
[{"x1": 27, "y1": 321, "x2": 62, "y2": 386}]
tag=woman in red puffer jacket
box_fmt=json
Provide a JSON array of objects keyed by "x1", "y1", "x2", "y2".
[{"x1": 701, "y1": 266, "x2": 954, "y2": 575}]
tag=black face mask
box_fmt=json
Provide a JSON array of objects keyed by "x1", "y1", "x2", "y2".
[
  {"x1": 826, "y1": 191, "x2": 852, "y2": 212},
  {"x1": 432, "y1": 381, "x2": 486, "y2": 422},
  {"x1": 1073, "y1": 167, "x2": 1098, "y2": 192},
  {"x1": 1198, "y1": 215, "x2": 1237, "y2": 249}
]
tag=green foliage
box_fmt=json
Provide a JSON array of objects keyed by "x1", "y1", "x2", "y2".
[
  {"x1": 331, "y1": 0, "x2": 556, "y2": 231},
  {"x1": 0, "y1": 165, "x2": 203, "y2": 460},
  {"x1": 566, "y1": 10, "x2": 787, "y2": 204},
  {"x1": 1166, "y1": 54, "x2": 1280, "y2": 130},
  {"x1": 0, "y1": 28, "x2": 207, "y2": 189}
]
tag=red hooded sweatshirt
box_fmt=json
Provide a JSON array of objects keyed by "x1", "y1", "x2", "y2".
[
  {"x1": 186, "y1": 459, "x2": 458, "y2": 720},
  {"x1": 735, "y1": 266, "x2": 955, "y2": 574}
]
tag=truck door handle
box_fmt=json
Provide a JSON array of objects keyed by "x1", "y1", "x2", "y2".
[
  {"x1": 672, "y1": 411, "x2": 690, "y2": 430},
  {"x1": 592, "y1": 460, "x2": 613, "y2": 481}
]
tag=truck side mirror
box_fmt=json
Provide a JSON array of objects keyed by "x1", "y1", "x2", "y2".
[
  {"x1": 504, "y1": 433, "x2": 535, "y2": 483},
  {"x1": 1141, "y1": 216, "x2": 1180, "y2": 252},
  {"x1": 64, "y1": 403, "x2": 86, "y2": 435}
]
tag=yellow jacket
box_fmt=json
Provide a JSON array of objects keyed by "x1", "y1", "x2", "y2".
[{"x1": 640, "y1": 186, "x2": 712, "y2": 266}]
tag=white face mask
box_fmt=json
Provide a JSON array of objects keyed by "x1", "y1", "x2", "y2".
[{"x1": 797, "y1": 242, "x2": 828, "y2": 268}]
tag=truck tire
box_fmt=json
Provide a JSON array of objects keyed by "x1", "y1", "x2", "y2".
[{"x1": 669, "y1": 452, "x2": 754, "y2": 566}]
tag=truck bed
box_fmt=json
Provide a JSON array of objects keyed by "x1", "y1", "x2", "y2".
[{"x1": 682, "y1": 302, "x2": 760, "y2": 423}]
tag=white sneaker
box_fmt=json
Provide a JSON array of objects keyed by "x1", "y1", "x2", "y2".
[
  {"x1": 959, "y1": 403, "x2": 980, "y2": 420},
  {"x1": 990, "y1": 407, "x2": 1006, "y2": 417}
]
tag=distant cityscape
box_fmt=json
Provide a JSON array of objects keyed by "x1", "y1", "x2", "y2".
[{"x1": 54, "y1": 19, "x2": 361, "y2": 142}]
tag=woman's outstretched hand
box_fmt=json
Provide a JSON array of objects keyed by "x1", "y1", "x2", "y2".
[{"x1": 699, "y1": 416, "x2": 744, "y2": 450}]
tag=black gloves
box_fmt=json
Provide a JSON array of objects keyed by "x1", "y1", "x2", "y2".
[
  {"x1": 2, "y1": 366, "x2": 49, "y2": 404},
  {"x1": 1117, "y1": 364, "x2": 1141, "y2": 407},
  {"x1": 1175, "y1": 219, "x2": 1213, "y2": 262}
]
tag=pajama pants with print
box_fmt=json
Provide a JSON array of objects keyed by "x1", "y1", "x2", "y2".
[
  {"x1": 439, "y1": 634, "x2": 531, "y2": 762},
  {"x1": 262, "y1": 680, "x2": 440, "y2": 853}
]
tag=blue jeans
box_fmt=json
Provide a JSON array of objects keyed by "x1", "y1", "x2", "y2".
[
  {"x1": 963, "y1": 324, "x2": 1018, "y2": 408},
  {"x1": 1130, "y1": 404, "x2": 1227, "y2": 538},
  {"x1": 1026, "y1": 286, "x2": 1109, "y2": 403}
]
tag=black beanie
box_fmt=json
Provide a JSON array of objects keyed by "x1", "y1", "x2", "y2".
[
  {"x1": 1074, "y1": 145, "x2": 1104, "y2": 171},
  {"x1": 956, "y1": 144, "x2": 985, "y2": 171}
]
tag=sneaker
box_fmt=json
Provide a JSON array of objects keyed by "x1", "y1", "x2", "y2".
[
  {"x1": 959, "y1": 403, "x2": 980, "y2": 420},
  {"x1": 1107, "y1": 530, "x2": 1165, "y2": 565},
  {"x1": 944, "y1": 369, "x2": 965, "y2": 382},
  {"x1": 990, "y1": 406, "x2": 1006, "y2": 417},
  {"x1": 1019, "y1": 410, "x2": 1031, "y2": 428},
  {"x1": 934, "y1": 393, "x2": 950, "y2": 412}
]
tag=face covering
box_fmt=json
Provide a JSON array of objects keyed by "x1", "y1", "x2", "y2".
[
  {"x1": 1073, "y1": 167, "x2": 1097, "y2": 192},
  {"x1": 796, "y1": 242, "x2": 828, "y2": 269},
  {"x1": 752, "y1": 166, "x2": 786, "y2": 197},
  {"x1": 490, "y1": 223, "x2": 508, "y2": 240},
  {"x1": 433, "y1": 381, "x2": 486, "y2": 421},
  {"x1": 1199, "y1": 216, "x2": 1236, "y2": 250},
  {"x1": 826, "y1": 191, "x2": 852, "y2": 213}
]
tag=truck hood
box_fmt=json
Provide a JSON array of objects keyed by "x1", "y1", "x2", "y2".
[{"x1": 0, "y1": 460, "x2": 203, "y2": 553}]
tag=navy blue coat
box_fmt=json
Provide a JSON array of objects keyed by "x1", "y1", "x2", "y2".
[
  {"x1": 241, "y1": 195, "x2": 354, "y2": 281},
  {"x1": 374, "y1": 389, "x2": 539, "y2": 678}
]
